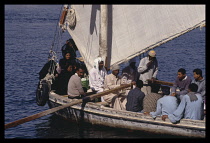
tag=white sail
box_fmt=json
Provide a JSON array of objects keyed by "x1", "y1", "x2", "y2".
[{"x1": 64, "y1": 5, "x2": 205, "y2": 72}]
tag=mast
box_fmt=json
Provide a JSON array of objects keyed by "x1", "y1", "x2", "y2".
[{"x1": 99, "y1": 5, "x2": 108, "y2": 68}]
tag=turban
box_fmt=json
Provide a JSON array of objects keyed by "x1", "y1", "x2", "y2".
[{"x1": 111, "y1": 64, "x2": 120, "y2": 71}]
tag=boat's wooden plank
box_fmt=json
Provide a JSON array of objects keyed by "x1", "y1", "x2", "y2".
[
  {"x1": 48, "y1": 96, "x2": 205, "y2": 137},
  {"x1": 83, "y1": 106, "x2": 205, "y2": 130},
  {"x1": 49, "y1": 92, "x2": 205, "y2": 130}
]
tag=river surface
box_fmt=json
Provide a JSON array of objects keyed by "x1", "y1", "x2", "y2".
[{"x1": 4, "y1": 5, "x2": 205, "y2": 139}]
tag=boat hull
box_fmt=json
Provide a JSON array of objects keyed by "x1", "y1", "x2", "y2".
[{"x1": 48, "y1": 91, "x2": 205, "y2": 138}]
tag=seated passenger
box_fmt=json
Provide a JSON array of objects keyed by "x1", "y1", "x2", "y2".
[
  {"x1": 89, "y1": 57, "x2": 107, "y2": 101},
  {"x1": 67, "y1": 66, "x2": 86, "y2": 99},
  {"x1": 126, "y1": 80, "x2": 145, "y2": 112},
  {"x1": 103, "y1": 64, "x2": 127, "y2": 110},
  {"x1": 57, "y1": 51, "x2": 76, "y2": 74},
  {"x1": 162, "y1": 83, "x2": 203, "y2": 123},
  {"x1": 61, "y1": 39, "x2": 77, "y2": 59},
  {"x1": 121, "y1": 58, "x2": 139, "y2": 96},
  {"x1": 171, "y1": 68, "x2": 192, "y2": 102},
  {"x1": 143, "y1": 83, "x2": 162, "y2": 115},
  {"x1": 122, "y1": 58, "x2": 139, "y2": 82},
  {"x1": 55, "y1": 61, "x2": 74, "y2": 95},
  {"x1": 150, "y1": 86, "x2": 178, "y2": 119},
  {"x1": 191, "y1": 68, "x2": 205, "y2": 119}
]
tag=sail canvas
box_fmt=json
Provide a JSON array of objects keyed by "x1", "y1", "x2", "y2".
[{"x1": 65, "y1": 5, "x2": 205, "y2": 72}]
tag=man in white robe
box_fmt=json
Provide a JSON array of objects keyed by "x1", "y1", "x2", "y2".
[
  {"x1": 89, "y1": 57, "x2": 107, "y2": 102},
  {"x1": 138, "y1": 50, "x2": 158, "y2": 96}
]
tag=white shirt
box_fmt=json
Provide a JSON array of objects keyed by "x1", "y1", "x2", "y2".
[{"x1": 138, "y1": 57, "x2": 158, "y2": 84}]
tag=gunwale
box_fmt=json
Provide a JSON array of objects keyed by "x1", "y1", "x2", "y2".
[{"x1": 48, "y1": 91, "x2": 205, "y2": 138}]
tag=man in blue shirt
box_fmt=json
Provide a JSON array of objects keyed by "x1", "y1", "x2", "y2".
[
  {"x1": 126, "y1": 80, "x2": 145, "y2": 112},
  {"x1": 162, "y1": 83, "x2": 203, "y2": 123},
  {"x1": 150, "y1": 86, "x2": 178, "y2": 119}
]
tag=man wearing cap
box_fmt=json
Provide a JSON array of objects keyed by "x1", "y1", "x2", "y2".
[
  {"x1": 103, "y1": 64, "x2": 127, "y2": 110},
  {"x1": 138, "y1": 50, "x2": 158, "y2": 96}
]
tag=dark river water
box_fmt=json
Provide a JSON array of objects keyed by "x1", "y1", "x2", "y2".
[{"x1": 4, "y1": 5, "x2": 205, "y2": 139}]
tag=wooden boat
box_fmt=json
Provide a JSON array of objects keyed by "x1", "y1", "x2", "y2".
[
  {"x1": 36, "y1": 5, "x2": 205, "y2": 138},
  {"x1": 48, "y1": 91, "x2": 205, "y2": 138}
]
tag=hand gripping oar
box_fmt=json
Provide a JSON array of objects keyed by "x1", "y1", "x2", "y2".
[{"x1": 5, "y1": 83, "x2": 132, "y2": 130}]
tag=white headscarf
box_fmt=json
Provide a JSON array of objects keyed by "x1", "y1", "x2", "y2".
[
  {"x1": 94, "y1": 57, "x2": 103, "y2": 70},
  {"x1": 93, "y1": 57, "x2": 107, "y2": 80}
]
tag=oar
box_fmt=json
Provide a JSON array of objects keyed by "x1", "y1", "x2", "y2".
[
  {"x1": 5, "y1": 83, "x2": 132, "y2": 130},
  {"x1": 147, "y1": 79, "x2": 174, "y2": 86}
]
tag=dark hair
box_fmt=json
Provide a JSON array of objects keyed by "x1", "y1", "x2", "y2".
[
  {"x1": 193, "y1": 68, "x2": 203, "y2": 77},
  {"x1": 188, "y1": 83, "x2": 198, "y2": 92},
  {"x1": 151, "y1": 83, "x2": 161, "y2": 93},
  {"x1": 161, "y1": 86, "x2": 170, "y2": 95},
  {"x1": 76, "y1": 65, "x2": 84, "y2": 71},
  {"x1": 136, "y1": 80, "x2": 143, "y2": 88},
  {"x1": 178, "y1": 68, "x2": 186, "y2": 75}
]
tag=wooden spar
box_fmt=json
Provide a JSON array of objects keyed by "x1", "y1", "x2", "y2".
[
  {"x1": 147, "y1": 79, "x2": 174, "y2": 86},
  {"x1": 99, "y1": 5, "x2": 108, "y2": 68},
  {"x1": 5, "y1": 83, "x2": 132, "y2": 130},
  {"x1": 59, "y1": 5, "x2": 68, "y2": 25}
]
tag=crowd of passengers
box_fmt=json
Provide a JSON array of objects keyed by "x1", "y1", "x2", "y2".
[{"x1": 48, "y1": 40, "x2": 205, "y2": 124}]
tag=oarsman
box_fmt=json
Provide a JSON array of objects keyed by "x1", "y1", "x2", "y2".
[
  {"x1": 67, "y1": 66, "x2": 86, "y2": 99},
  {"x1": 162, "y1": 83, "x2": 203, "y2": 123},
  {"x1": 171, "y1": 68, "x2": 192, "y2": 102},
  {"x1": 103, "y1": 64, "x2": 127, "y2": 110},
  {"x1": 149, "y1": 86, "x2": 178, "y2": 119},
  {"x1": 89, "y1": 57, "x2": 107, "y2": 102},
  {"x1": 191, "y1": 68, "x2": 206, "y2": 118},
  {"x1": 126, "y1": 79, "x2": 145, "y2": 112},
  {"x1": 138, "y1": 50, "x2": 158, "y2": 96}
]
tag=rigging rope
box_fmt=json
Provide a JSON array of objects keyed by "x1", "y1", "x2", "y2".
[
  {"x1": 47, "y1": 5, "x2": 64, "y2": 76},
  {"x1": 50, "y1": 5, "x2": 64, "y2": 51}
]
